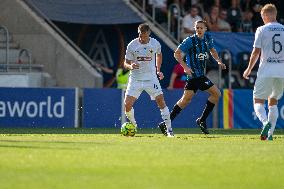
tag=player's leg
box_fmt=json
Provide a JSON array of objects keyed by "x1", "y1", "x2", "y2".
[
  {"x1": 144, "y1": 79, "x2": 173, "y2": 136},
  {"x1": 267, "y1": 98, "x2": 278, "y2": 140},
  {"x1": 124, "y1": 79, "x2": 142, "y2": 127},
  {"x1": 155, "y1": 94, "x2": 174, "y2": 137},
  {"x1": 157, "y1": 80, "x2": 195, "y2": 135},
  {"x1": 124, "y1": 95, "x2": 138, "y2": 127},
  {"x1": 171, "y1": 90, "x2": 195, "y2": 120},
  {"x1": 195, "y1": 85, "x2": 220, "y2": 134},
  {"x1": 267, "y1": 78, "x2": 284, "y2": 140},
  {"x1": 200, "y1": 85, "x2": 220, "y2": 121},
  {"x1": 253, "y1": 78, "x2": 273, "y2": 140},
  {"x1": 255, "y1": 98, "x2": 271, "y2": 140},
  {"x1": 254, "y1": 99, "x2": 267, "y2": 124},
  {"x1": 196, "y1": 77, "x2": 218, "y2": 134},
  {"x1": 157, "y1": 89, "x2": 195, "y2": 136},
  {"x1": 170, "y1": 79, "x2": 196, "y2": 121}
]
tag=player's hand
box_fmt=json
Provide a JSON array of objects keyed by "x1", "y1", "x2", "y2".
[
  {"x1": 243, "y1": 68, "x2": 251, "y2": 80},
  {"x1": 157, "y1": 72, "x2": 164, "y2": 80},
  {"x1": 184, "y1": 67, "x2": 194, "y2": 77},
  {"x1": 218, "y1": 62, "x2": 226, "y2": 70},
  {"x1": 130, "y1": 63, "x2": 139, "y2": 70}
]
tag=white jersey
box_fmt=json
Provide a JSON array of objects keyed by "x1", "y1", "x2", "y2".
[
  {"x1": 125, "y1": 37, "x2": 161, "y2": 80},
  {"x1": 254, "y1": 22, "x2": 284, "y2": 78}
]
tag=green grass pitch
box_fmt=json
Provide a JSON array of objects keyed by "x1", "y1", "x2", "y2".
[{"x1": 0, "y1": 128, "x2": 284, "y2": 189}]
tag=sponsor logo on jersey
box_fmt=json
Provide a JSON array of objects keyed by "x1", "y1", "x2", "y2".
[
  {"x1": 196, "y1": 52, "x2": 209, "y2": 61},
  {"x1": 137, "y1": 57, "x2": 152, "y2": 61},
  {"x1": 267, "y1": 57, "x2": 284, "y2": 63},
  {"x1": 269, "y1": 27, "x2": 284, "y2": 31}
]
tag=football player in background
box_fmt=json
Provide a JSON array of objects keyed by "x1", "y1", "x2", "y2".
[
  {"x1": 159, "y1": 20, "x2": 226, "y2": 135},
  {"x1": 123, "y1": 23, "x2": 174, "y2": 137},
  {"x1": 243, "y1": 4, "x2": 284, "y2": 140}
]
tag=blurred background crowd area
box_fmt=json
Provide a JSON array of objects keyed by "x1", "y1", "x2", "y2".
[{"x1": 133, "y1": 0, "x2": 284, "y2": 39}]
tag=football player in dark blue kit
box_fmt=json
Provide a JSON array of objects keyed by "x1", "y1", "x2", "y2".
[{"x1": 159, "y1": 20, "x2": 226, "y2": 135}]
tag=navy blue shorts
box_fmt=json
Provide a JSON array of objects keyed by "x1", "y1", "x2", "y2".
[{"x1": 185, "y1": 76, "x2": 214, "y2": 93}]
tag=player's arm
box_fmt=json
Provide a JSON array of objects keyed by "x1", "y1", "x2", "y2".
[
  {"x1": 156, "y1": 52, "x2": 164, "y2": 80},
  {"x1": 167, "y1": 72, "x2": 177, "y2": 89},
  {"x1": 174, "y1": 48, "x2": 193, "y2": 76},
  {"x1": 124, "y1": 44, "x2": 139, "y2": 70},
  {"x1": 124, "y1": 59, "x2": 139, "y2": 70},
  {"x1": 210, "y1": 48, "x2": 226, "y2": 69},
  {"x1": 243, "y1": 47, "x2": 260, "y2": 79}
]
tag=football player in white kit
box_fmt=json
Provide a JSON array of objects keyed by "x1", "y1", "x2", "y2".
[
  {"x1": 243, "y1": 4, "x2": 284, "y2": 140},
  {"x1": 123, "y1": 23, "x2": 174, "y2": 137}
]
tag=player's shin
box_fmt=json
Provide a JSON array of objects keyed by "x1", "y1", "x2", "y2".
[
  {"x1": 125, "y1": 107, "x2": 137, "y2": 127},
  {"x1": 254, "y1": 103, "x2": 268, "y2": 125},
  {"x1": 200, "y1": 100, "x2": 215, "y2": 122},
  {"x1": 170, "y1": 104, "x2": 182, "y2": 121},
  {"x1": 160, "y1": 106, "x2": 172, "y2": 130},
  {"x1": 268, "y1": 105, "x2": 278, "y2": 137}
]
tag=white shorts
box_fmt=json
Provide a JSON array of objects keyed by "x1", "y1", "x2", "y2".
[
  {"x1": 125, "y1": 78, "x2": 163, "y2": 100},
  {"x1": 253, "y1": 77, "x2": 284, "y2": 100}
]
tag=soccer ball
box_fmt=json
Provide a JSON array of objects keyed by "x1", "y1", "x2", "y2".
[{"x1": 121, "y1": 122, "x2": 137, "y2": 137}]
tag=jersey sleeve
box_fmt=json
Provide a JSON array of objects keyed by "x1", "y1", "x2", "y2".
[
  {"x1": 125, "y1": 42, "x2": 134, "y2": 61},
  {"x1": 253, "y1": 27, "x2": 261, "y2": 48},
  {"x1": 178, "y1": 37, "x2": 192, "y2": 53},
  {"x1": 156, "y1": 40, "x2": 162, "y2": 54}
]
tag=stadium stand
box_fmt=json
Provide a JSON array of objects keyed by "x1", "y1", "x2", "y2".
[
  {"x1": 0, "y1": 0, "x2": 103, "y2": 88},
  {"x1": 0, "y1": 24, "x2": 54, "y2": 87},
  {"x1": 1, "y1": 0, "x2": 279, "y2": 89},
  {"x1": 129, "y1": 0, "x2": 284, "y2": 90}
]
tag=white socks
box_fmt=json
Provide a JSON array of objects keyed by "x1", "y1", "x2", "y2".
[
  {"x1": 160, "y1": 106, "x2": 172, "y2": 130},
  {"x1": 125, "y1": 108, "x2": 137, "y2": 127},
  {"x1": 254, "y1": 103, "x2": 278, "y2": 137},
  {"x1": 125, "y1": 107, "x2": 172, "y2": 130},
  {"x1": 268, "y1": 105, "x2": 278, "y2": 137},
  {"x1": 254, "y1": 103, "x2": 268, "y2": 125}
]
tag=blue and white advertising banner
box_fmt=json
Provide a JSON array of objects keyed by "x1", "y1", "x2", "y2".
[
  {"x1": 0, "y1": 88, "x2": 78, "y2": 128},
  {"x1": 219, "y1": 89, "x2": 284, "y2": 129},
  {"x1": 82, "y1": 88, "x2": 212, "y2": 128},
  {"x1": 83, "y1": 88, "x2": 122, "y2": 128}
]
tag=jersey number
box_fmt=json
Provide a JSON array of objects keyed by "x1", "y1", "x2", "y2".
[
  {"x1": 154, "y1": 84, "x2": 159, "y2": 89},
  {"x1": 272, "y1": 34, "x2": 283, "y2": 54}
]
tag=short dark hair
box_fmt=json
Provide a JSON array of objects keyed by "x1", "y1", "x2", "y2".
[{"x1": 138, "y1": 23, "x2": 151, "y2": 33}]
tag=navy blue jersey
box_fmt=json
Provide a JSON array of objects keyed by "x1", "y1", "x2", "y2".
[{"x1": 178, "y1": 33, "x2": 214, "y2": 79}]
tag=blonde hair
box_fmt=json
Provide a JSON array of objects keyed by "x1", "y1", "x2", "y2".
[{"x1": 261, "y1": 4, "x2": 277, "y2": 16}]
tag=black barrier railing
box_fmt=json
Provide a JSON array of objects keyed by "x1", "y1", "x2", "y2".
[
  {"x1": 167, "y1": 3, "x2": 181, "y2": 42},
  {"x1": 129, "y1": 0, "x2": 180, "y2": 45},
  {"x1": 18, "y1": 49, "x2": 32, "y2": 72},
  {"x1": 219, "y1": 49, "x2": 232, "y2": 89},
  {"x1": 0, "y1": 25, "x2": 9, "y2": 71}
]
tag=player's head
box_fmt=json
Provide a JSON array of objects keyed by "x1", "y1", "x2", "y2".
[
  {"x1": 138, "y1": 23, "x2": 151, "y2": 44},
  {"x1": 260, "y1": 4, "x2": 277, "y2": 23},
  {"x1": 194, "y1": 20, "x2": 207, "y2": 37}
]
